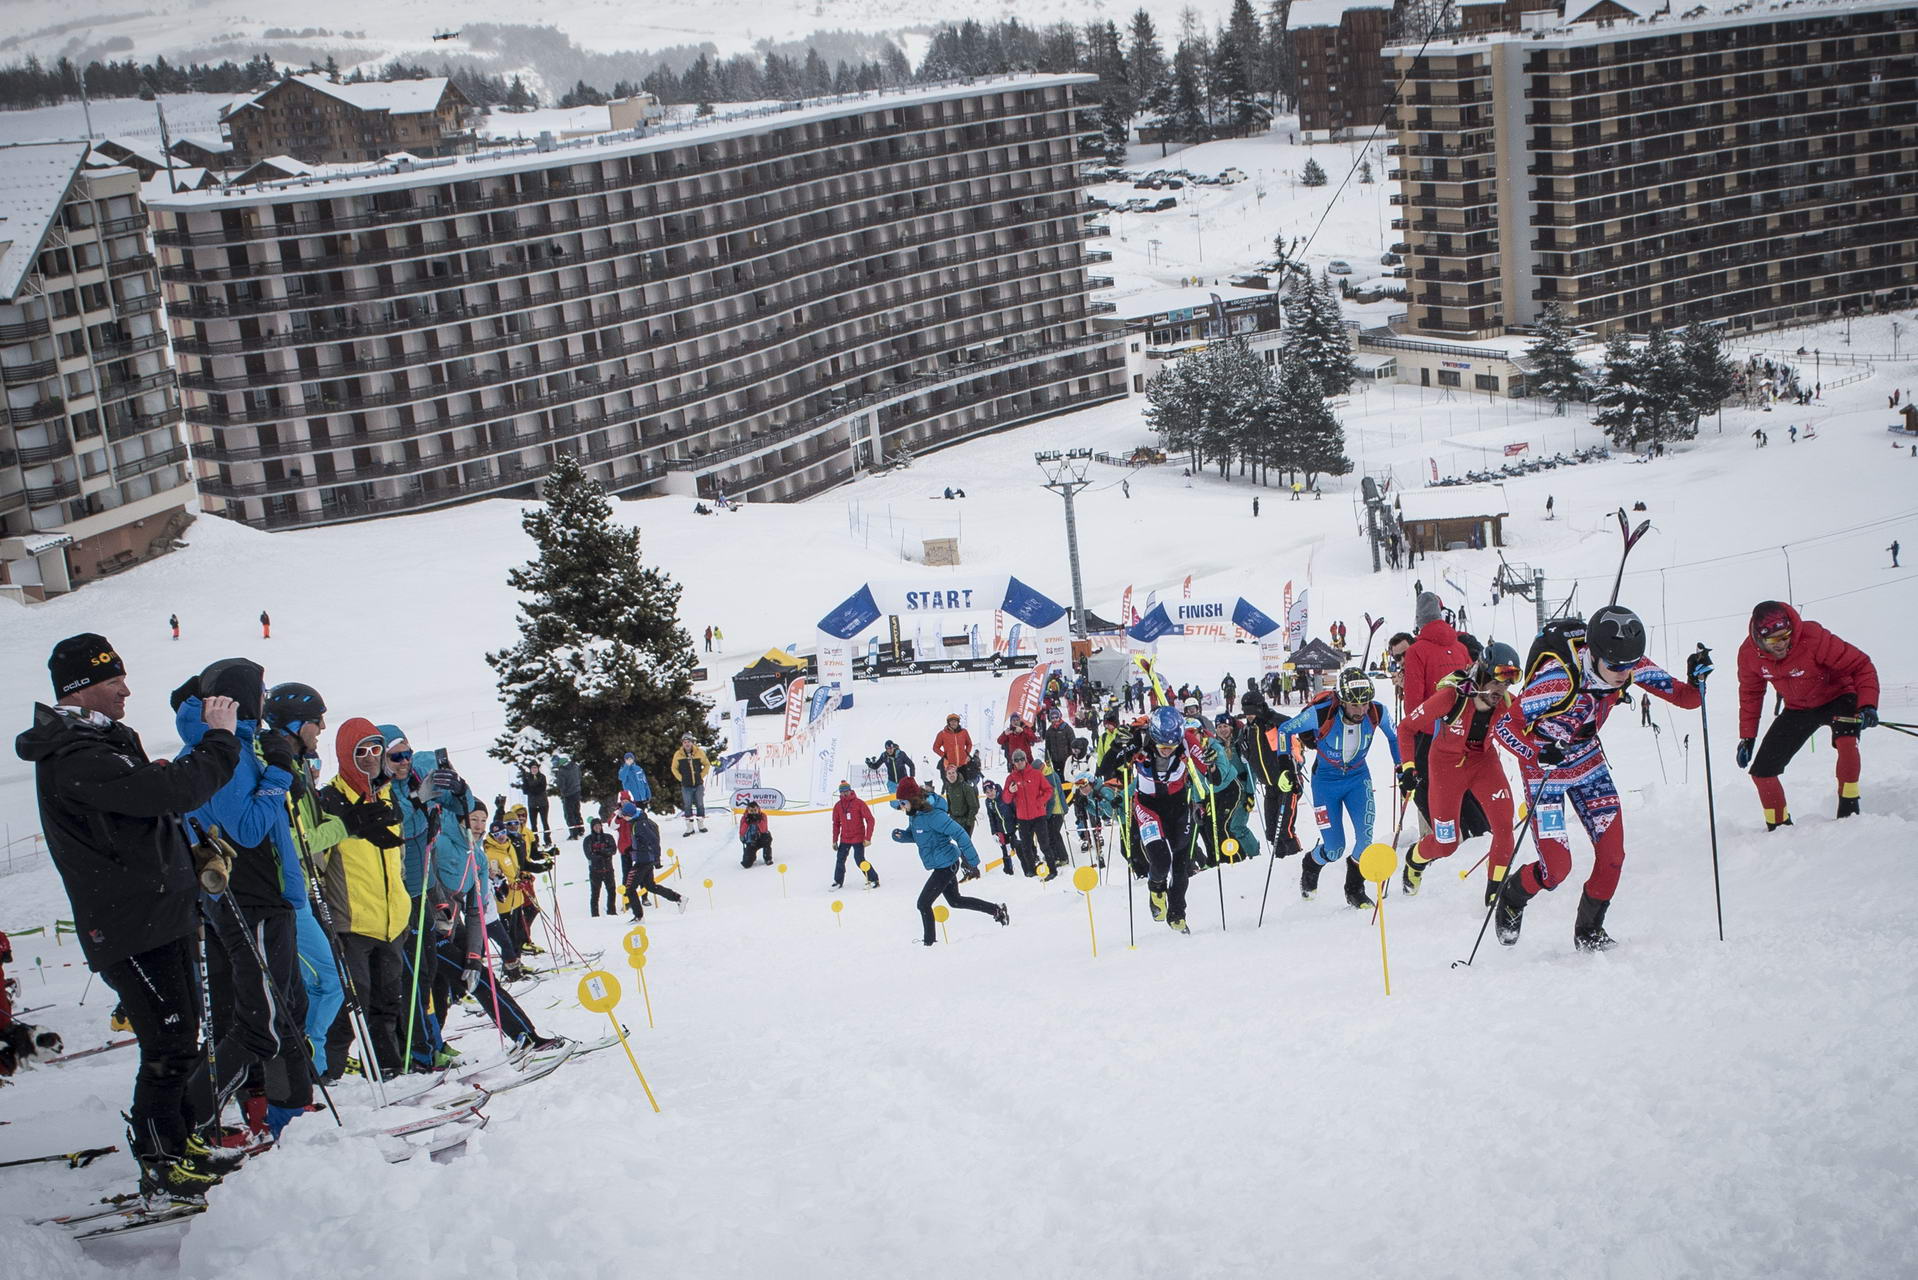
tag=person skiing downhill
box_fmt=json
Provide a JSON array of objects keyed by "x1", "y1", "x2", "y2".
[
  {"x1": 1277, "y1": 668, "x2": 1401, "y2": 909},
  {"x1": 1398, "y1": 642, "x2": 1522, "y2": 904},
  {"x1": 1491, "y1": 606, "x2": 1707, "y2": 951},
  {"x1": 1735, "y1": 601, "x2": 1879, "y2": 827}
]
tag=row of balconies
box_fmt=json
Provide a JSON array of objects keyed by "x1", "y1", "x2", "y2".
[
  {"x1": 189, "y1": 270, "x2": 1092, "y2": 424},
  {"x1": 200, "y1": 331, "x2": 1118, "y2": 507},
  {"x1": 176, "y1": 213, "x2": 1091, "y2": 359},
  {"x1": 167, "y1": 176, "x2": 1083, "y2": 320},
  {"x1": 166, "y1": 145, "x2": 1078, "y2": 283},
  {"x1": 1525, "y1": 131, "x2": 1911, "y2": 184},
  {"x1": 163, "y1": 98, "x2": 1080, "y2": 246},
  {"x1": 1529, "y1": 237, "x2": 1916, "y2": 305},
  {"x1": 1526, "y1": 59, "x2": 1910, "y2": 104},
  {"x1": 1528, "y1": 173, "x2": 1912, "y2": 230},
  {"x1": 184, "y1": 250, "x2": 1087, "y2": 395},
  {"x1": 1530, "y1": 188, "x2": 1914, "y2": 254},
  {"x1": 1524, "y1": 19, "x2": 1915, "y2": 77},
  {"x1": 1533, "y1": 215, "x2": 1917, "y2": 284}
]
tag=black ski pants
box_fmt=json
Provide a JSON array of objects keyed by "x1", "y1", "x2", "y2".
[
  {"x1": 431, "y1": 932, "x2": 538, "y2": 1042},
  {"x1": 1261, "y1": 781, "x2": 1301, "y2": 856},
  {"x1": 98, "y1": 932, "x2": 208, "y2": 1160},
  {"x1": 325, "y1": 932, "x2": 403, "y2": 1079},
  {"x1": 526, "y1": 797, "x2": 551, "y2": 841},
  {"x1": 588, "y1": 866, "x2": 617, "y2": 916},
  {"x1": 561, "y1": 793, "x2": 584, "y2": 839},
  {"x1": 629, "y1": 859, "x2": 682, "y2": 905},
  {"x1": 1142, "y1": 808, "x2": 1194, "y2": 924},
  {"x1": 916, "y1": 865, "x2": 999, "y2": 943},
  {"x1": 201, "y1": 896, "x2": 310, "y2": 1112}
]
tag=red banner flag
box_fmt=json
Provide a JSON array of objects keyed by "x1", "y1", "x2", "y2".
[
  {"x1": 781, "y1": 676, "x2": 807, "y2": 741},
  {"x1": 1503, "y1": 441, "x2": 1529, "y2": 457},
  {"x1": 1005, "y1": 663, "x2": 1049, "y2": 727}
]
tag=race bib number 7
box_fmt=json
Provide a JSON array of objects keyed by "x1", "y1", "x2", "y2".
[{"x1": 1538, "y1": 802, "x2": 1567, "y2": 837}]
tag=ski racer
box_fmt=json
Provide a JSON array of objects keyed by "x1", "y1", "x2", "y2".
[
  {"x1": 1397, "y1": 642, "x2": 1522, "y2": 904},
  {"x1": 1121, "y1": 706, "x2": 1207, "y2": 934},
  {"x1": 1276, "y1": 668, "x2": 1401, "y2": 909},
  {"x1": 1199, "y1": 712, "x2": 1260, "y2": 863},
  {"x1": 1491, "y1": 606, "x2": 1707, "y2": 951},
  {"x1": 1238, "y1": 689, "x2": 1302, "y2": 856},
  {"x1": 1735, "y1": 601, "x2": 1879, "y2": 827}
]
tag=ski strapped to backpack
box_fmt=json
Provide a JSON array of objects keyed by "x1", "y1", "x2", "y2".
[{"x1": 1521, "y1": 507, "x2": 1656, "y2": 719}]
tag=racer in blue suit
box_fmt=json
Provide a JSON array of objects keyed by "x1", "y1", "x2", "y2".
[{"x1": 1276, "y1": 668, "x2": 1401, "y2": 909}]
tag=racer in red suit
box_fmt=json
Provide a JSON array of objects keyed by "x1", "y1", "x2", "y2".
[
  {"x1": 1736, "y1": 601, "x2": 1879, "y2": 826},
  {"x1": 1397, "y1": 642, "x2": 1522, "y2": 905}
]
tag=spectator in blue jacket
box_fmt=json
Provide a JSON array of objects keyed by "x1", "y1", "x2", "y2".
[
  {"x1": 619, "y1": 751, "x2": 652, "y2": 804},
  {"x1": 890, "y1": 777, "x2": 1007, "y2": 946}
]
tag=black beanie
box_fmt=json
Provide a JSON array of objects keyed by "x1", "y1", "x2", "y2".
[
  {"x1": 197, "y1": 658, "x2": 267, "y2": 722},
  {"x1": 49, "y1": 633, "x2": 125, "y2": 698}
]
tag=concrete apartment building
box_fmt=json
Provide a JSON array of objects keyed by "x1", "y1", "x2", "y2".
[
  {"x1": 1387, "y1": 0, "x2": 1918, "y2": 338},
  {"x1": 149, "y1": 75, "x2": 1124, "y2": 530},
  {"x1": 1, "y1": 143, "x2": 194, "y2": 600},
  {"x1": 1291, "y1": 0, "x2": 1397, "y2": 138},
  {"x1": 220, "y1": 75, "x2": 477, "y2": 166}
]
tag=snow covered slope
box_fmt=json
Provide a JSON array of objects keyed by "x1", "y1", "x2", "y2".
[{"x1": 1, "y1": 312, "x2": 1915, "y2": 1277}]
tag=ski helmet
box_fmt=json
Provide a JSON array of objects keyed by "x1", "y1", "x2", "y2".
[
  {"x1": 1585, "y1": 605, "x2": 1647, "y2": 669},
  {"x1": 264, "y1": 682, "x2": 326, "y2": 732},
  {"x1": 1478, "y1": 641, "x2": 1521, "y2": 684},
  {"x1": 1240, "y1": 689, "x2": 1265, "y2": 713},
  {"x1": 1335, "y1": 668, "x2": 1375, "y2": 705},
  {"x1": 1148, "y1": 705, "x2": 1185, "y2": 745}
]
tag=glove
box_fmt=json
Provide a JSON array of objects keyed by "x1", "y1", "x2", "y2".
[
  {"x1": 1535, "y1": 742, "x2": 1565, "y2": 767},
  {"x1": 460, "y1": 967, "x2": 481, "y2": 996},
  {"x1": 433, "y1": 901, "x2": 455, "y2": 938},
  {"x1": 959, "y1": 862, "x2": 980, "y2": 882},
  {"x1": 427, "y1": 767, "x2": 462, "y2": 795},
  {"x1": 889, "y1": 828, "x2": 913, "y2": 843},
  {"x1": 1735, "y1": 738, "x2": 1754, "y2": 769},
  {"x1": 1396, "y1": 762, "x2": 1419, "y2": 797},
  {"x1": 258, "y1": 731, "x2": 299, "y2": 777},
  {"x1": 1858, "y1": 705, "x2": 1878, "y2": 730},
  {"x1": 1686, "y1": 646, "x2": 1714, "y2": 688}
]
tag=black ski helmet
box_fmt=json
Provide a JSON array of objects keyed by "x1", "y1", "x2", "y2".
[
  {"x1": 1335, "y1": 667, "x2": 1375, "y2": 705},
  {"x1": 1585, "y1": 606, "x2": 1646, "y2": 669},
  {"x1": 264, "y1": 681, "x2": 327, "y2": 732}
]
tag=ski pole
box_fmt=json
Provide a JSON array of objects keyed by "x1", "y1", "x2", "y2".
[
  {"x1": 1453, "y1": 767, "x2": 1554, "y2": 970},
  {"x1": 1257, "y1": 848, "x2": 1279, "y2": 927},
  {"x1": 1695, "y1": 657, "x2": 1725, "y2": 942},
  {"x1": 1455, "y1": 808, "x2": 1537, "y2": 881},
  {"x1": 1876, "y1": 722, "x2": 1918, "y2": 739},
  {"x1": 402, "y1": 801, "x2": 440, "y2": 1072}
]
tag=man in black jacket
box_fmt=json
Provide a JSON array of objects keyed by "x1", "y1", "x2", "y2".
[
  {"x1": 552, "y1": 752, "x2": 585, "y2": 840},
  {"x1": 1238, "y1": 689, "x2": 1302, "y2": 857},
  {"x1": 1041, "y1": 706, "x2": 1077, "y2": 774},
  {"x1": 518, "y1": 762, "x2": 551, "y2": 845},
  {"x1": 583, "y1": 818, "x2": 618, "y2": 916},
  {"x1": 14, "y1": 634, "x2": 241, "y2": 1200}
]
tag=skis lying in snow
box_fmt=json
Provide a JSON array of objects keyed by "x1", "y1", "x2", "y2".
[
  {"x1": 46, "y1": 1037, "x2": 138, "y2": 1064},
  {"x1": 377, "y1": 1113, "x2": 487, "y2": 1163}
]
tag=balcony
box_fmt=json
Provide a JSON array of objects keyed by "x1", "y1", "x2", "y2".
[
  {"x1": 17, "y1": 432, "x2": 74, "y2": 466},
  {"x1": 106, "y1": 404, "x2": 184, "y2": 442},
  {"x1": 116, "y1": 443, "x2": 189, "y2": 480},
  {"x1": 106, "y1": 253, "x2": 158, "y2": 278},
  {"x1": 5, "y1": 396, "x2": 66, "y2": 426},
  {"x1": 25, "y1": 477, "x2": 80, "y2": 506},
  {"x1": 1, "y1": 359, "x2": 58, "y2": 384},
  {"x1": 0, "y1": 315, "x2": 52, "y2": 343}
]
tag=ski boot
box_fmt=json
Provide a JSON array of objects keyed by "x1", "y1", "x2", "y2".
[
  {"x1": 1401, "y1": 850, "x2": 1428, "y2": 896},
  {"x1": 761, "y1": 851, "x2": 773, "y2": 866},
  {"x1": 1149, "y1": 889, "x2": 1168, "y2": 922},
  {"x1": 137, "y1": 1153, "x2": 221, "y2": 1204},
  {"x1": 1166, "y1": 916, "x2": 1191, "y2": 935},
  {"x1": 1494, "y1": 873, "x2": 1535, "y2": 947},
  {"x1": 1299, "y1": 854, "x2": 1324, "y2": 900},
  {"x1": 1343, "y1": 857, "x2": 1373, "y2": 910},
  {"x1": 994, "y1": 903, "x2": 1011, "y2": 927},
  {"x1": 1765, "y1": 811, "x2": 1792, "y2": 832},
  {"x1": 1837, "y1": 794, "x2": 1860, "y2": 819},
  {"x1": 1573, "y1": 892, "x2": 1617, "y2": 953}
]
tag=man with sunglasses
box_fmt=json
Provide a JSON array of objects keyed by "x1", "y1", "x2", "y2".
[
  {"x1": 1276, "y1": 668, "x2": 1401, "y2": 910},
  {"x1": 1735, "y1": 601, "x2": 1879, "y2": 828},
  {"x1": 1397, "y1": 643, "x2": 1522, "y2": 905},
  {"x1": 1491, "y1": 606, "x2": 1706, "y2": 951}
]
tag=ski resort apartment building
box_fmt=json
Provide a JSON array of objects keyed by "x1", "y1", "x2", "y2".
[
  {"x1": 147, "y1": 75, "x2": 1124, "y2": 531},
  {"x1": 1, "y1": 143, "x2": 195, "y2": 600},
  {"x1": 1385, "y1": 0, "x2": 1918, "y2": 339}
]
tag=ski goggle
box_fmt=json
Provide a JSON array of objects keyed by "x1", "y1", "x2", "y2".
[
  {"x1": 1756, "y1": 624, "x2": 1792, "y2": 646},
  {"x1": 386, "y1": 749, "x2": 413, "y2": 762},
  {"x1": 1487, "y1": 664, "x2": 1521, "y2": 684}
]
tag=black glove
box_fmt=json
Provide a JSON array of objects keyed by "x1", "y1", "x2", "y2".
[
  {"x1": 1735, "y1": 738, "x2": 1754, "y2": 769},
  {"x1": 1858, "y1": 705, "x2": 1879, "y2": 730},
  {"x1": 1396, "y1": 762, "x2": 1419, "y2": 797},
  {"x1": 959, "y1": 862, "x2": 981, "y2": 882},
  {"x1": 1686, "y1": 646, "x2": 1714, "y2": 688},
  {"x1": 258, "y1": 730, "x2": 300, "y2": 777},
  {"x1": 1535, "y1": 742, "x2": 1566, "y2": 767},
  {"x1": 427, "y1": 767, "x2": 463, "y2": 796}
]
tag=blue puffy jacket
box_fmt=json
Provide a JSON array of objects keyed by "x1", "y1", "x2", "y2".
[
  {"x1": 175, "y1": 699, "x2": 304, "y2": 909},
  {"x1": 379, "y1": 724, "x2": 433, "y2": 896},
  {"x1": 889, "y1": 793, "x2": 979, "y2": 871},
  {"x1": 620, "y1": 757, "x2": 652, "y2": 803}
]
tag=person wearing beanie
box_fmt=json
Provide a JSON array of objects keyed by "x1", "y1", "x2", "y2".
[
  {"x1": 623, "y1": 804, "x2": 683, "y2": 917},
  {"x1": 583, "y1": 818, "x2": 618, "y2": 917},
  {"x1": 830, "y1": 781, "x2": 878, "y2": 890},
  {"x1": 890, "y1": 774, "x2": 1006, "y2": 946},
  {"x1": 16, "y1": 635, "x2": 242, "y2": 1200},
  {"x1": 738, "y1": 798, "x2": 773, "y2": 868}
]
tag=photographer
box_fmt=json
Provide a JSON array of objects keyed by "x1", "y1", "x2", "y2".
[{"x1": 16, "y1": 634, "x2": 241, "y2": 1199}]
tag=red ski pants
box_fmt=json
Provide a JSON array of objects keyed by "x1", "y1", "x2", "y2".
[
  {"x1": 1414, "y1": 749, "x2": 1515, "y2": 885},
  {"x1": 1518, "y1": 760, "x2": 1626, "y2": 901}
]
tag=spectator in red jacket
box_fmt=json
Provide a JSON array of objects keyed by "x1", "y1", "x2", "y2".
[
  {"x1": 738, "y1": 800, "x2": 773, "y2": 868},
  {"x1": 997, "y1": 715, "x2": 1039, "y2": 768},
  {"x1": 932, "y1": 714, "x2": 974, "y2": 773},
  {"x1": 1736, "y1": 601, "x2": 1880, "y2": 827},
  {"x1": 1002, "y1": 749, "x2": 1064, "y2": 877},
  {"x1": 830, "y1": 781, "x2": 878, "y2": 889}
]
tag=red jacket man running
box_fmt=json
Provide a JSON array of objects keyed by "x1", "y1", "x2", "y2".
[{"x1": 1736, "y1": 601, "x2": 1879, "y2": 827}]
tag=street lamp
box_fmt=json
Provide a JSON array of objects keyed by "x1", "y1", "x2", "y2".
[
  {"x1": 1189, "y1": 211, "x2": 1204, "y2": 264},
  {"x1": 1035, "y1": 448, "x2": 1094, "y2": 640}
]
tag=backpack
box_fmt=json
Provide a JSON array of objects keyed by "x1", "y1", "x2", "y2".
[{"x1": 1523, "y1": 617, "x2": 1588, "y2": 718}]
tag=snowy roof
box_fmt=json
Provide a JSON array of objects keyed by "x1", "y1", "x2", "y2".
[
  {"x1": 154, "y1": 74, "x2": 1098, "y2": 211},
  {"x1": 1394, "y1": 0, "x2": 1909, "y2": 54},
  {"x1": 1110, "y1": 284, "x2": 1274, "y2": 322},
  {"x1": 91, "y1": 137, "x2": 170, "y2": 170},
  {"x1": 1396, "y1": 483, "x2": 1511, "y2": 523},
  {"x1": 142, "y1": 168, "x2": 210, "y2": 201},
  {"x1": 1287, "y1": 0, "x2": 1394, "y2": 29},
  {"x1": 225, "y1": 75, "x2": 456, "y2": 119},
  {"x1": 171, "y1": 133, "x2": 233, "y2": 157},
  {"x1": 0, "y1": 141, "x2": 86, "y2": 301}
]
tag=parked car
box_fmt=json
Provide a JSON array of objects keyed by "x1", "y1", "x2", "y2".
[
  {"x1": 1327, "y1": 259, "x2": 1354, "y2": 275},
  {"x1": 1379, "y1": 251, "x2": 1401, "y2": 265},
  {"x1": 1219, "y1": 167, "x2": 1248, "y2": 183},
  {"x1": 1149, "y1": 196, "x2": 1177, "y2": 212}
]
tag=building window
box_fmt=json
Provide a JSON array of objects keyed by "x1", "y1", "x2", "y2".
[
  {"x1": 1438, "y1": 370, "x2": 1461, "y2": 387},
  {"x1": 1475, "y1": 374, "x2": 1500, "y2": 391}
]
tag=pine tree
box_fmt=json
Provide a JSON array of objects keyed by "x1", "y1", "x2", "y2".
[
  {"x1": 1638, "y1": 324, "x2": 1696, "y2": 443},
  {"x1": 1300, "y1": 157, "x2": 1327, "y2": 186},
  {"x1": 1358, "y1": 158, "x2": 1374, "y2": 183},
  {"x1": 1270, "y1": 343, "x2": 1349, "y2": 487},
  {"x1": 486, "y1": 455, "x2": 712, "y2": 807},
  {"x1": 1679, "y1": 321, "x2": 1737, "y2": 428},
  {"x1": 1144, "y1": 354, "x2": 1203, "y2": 459},
  {"x1": 1127, "y1": 10, "x2": 1168, "y2": 120},
  {"x1": 1282, "y1": 273, "x2": 1356, "y2": 396},
  {"x1": 1525, "y1": 303, "x2": 1586, "y2": 415},
  {"x1": 505, "y1": 75, "x2": 534, "y2": 112},
  {"x1": 1591, "y1": 332, "x2": 1647, "y2": 448},
  {"x1": 1158, "y1": 43, "x2": 1209, "y2": 145}
]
